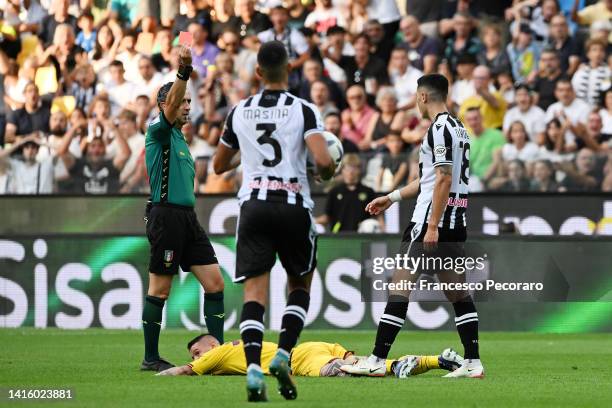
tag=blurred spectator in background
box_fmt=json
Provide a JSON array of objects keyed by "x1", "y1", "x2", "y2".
[
  {"x1": 495, "y1": 159, "x2": 531, "y2": 192},
  {"x1": 443, "y1": 12, "x2": 482, "y2": 74},
  {"x1": 325, "y1": 112, "x2": 358, "y2": 154},
  {"x1": 310, "y1": 80, "x2": 338, "y2": 118},
  {"x1": 76, "y1": 11, "x2": 96, "y2": 53},
  {"x1": 365, "y1": 86, "x2": 406, "y2": 151},
  {"x1": 571, "y1": 38, "x2": 611, "y2": 107},
  {"x1": 601, "y1": 87, "x2": 612, "y2": 136},
  {"x1": 577, "y1": 111, "x2": 610, "y2": 151},
  {"x1": 544, "y1": 78, "x2": 591, "y2": 152},
  {"x1": 463, "y1": 107, "x2": 506, "y2": 183},
  {"x1": 450, "y1": 53, "x2": 477, "y2": 109},
  {"x1": 571, "y1": 0, "x2": 612, "y2": 39},
  {"x1": 459, "y1": 65, "x2": 506, "y2": 131},
  {"x1": 341, "y1": 85, "x2": 376, "y2": 150},
  {"x1": 341, "y1": 34, "x2": 388, "y2": 103},
  {"x1": 5, "y1": 82, "x2": 50, "y2": 144},
  {"x1": 530, "y1": 159, "x2": 559, "y2": 192},
  {"x1": 477, "y1": 23, "x2": 510, "y2": 77},
  {"x1": 316, "y1": 153, "x2": 383, "y2": 232},
  {"x1": 69, "y1": 64, "x2": 97, "y2": 111},
  {"x1": 304, "y1": 0, "x2": 347, "y2": 34},
  {"x1": 234, "y1": 0, "x2": 272, "y2": 38},
  {"x1": 388, "y1": 47, "x2": 422, "y2": 110},
  {"x1": 188, "y1": 22, "x2": 219, "y2": 79},
  {"x1": 105, "y1": 109, "x2": 145, "y2": 189},
  {"x1": 558, "y1": 148, "x2": 603, "y2": 191},
  {"x1": 533, "y1": 48, "x2": 566, "y2": 110},
  {"x1": 547, "y1": 14, "x2": 581, "y2": 77},
  {"x1": 398, "y1": 15, "x2": 439, "y2": 74},
  {"x1": 503, "y1": 84, "x2": 546, "y2": 142},
  {"x1": 538, "y1": 118, "x2": 572, "y2": 159},
  {"x1": 172, "y1": 0, "x2": 211, "y2": 37},
  {"x1": 39, "y1": 0, "x2": 77, "y2": 47},
  {"x1": 101, "y1": 60, "x2": 138, "y2": 113},
  {"x1": 134, "y1": 56, "x2": 165, "y2": 99},
  {"x1": 507, "y1": 23, "x2": 541, "y2": 84},
  {"x1": 151, "y1": 28, "x2": 173, "y2": 73},
  {"x1": 375, "y1": 131, "x2": 408, "y2": 192},
  {"x1": 0, "y1": 134, "x2": 59, "y2": 193},
  {"x1": 298, "y1": 59, "x2": 344, "y2": 109},
  {"x1": 501, "y1": 121, "x2": 540, "y2": 164}
]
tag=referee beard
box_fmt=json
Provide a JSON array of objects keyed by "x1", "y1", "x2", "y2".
[{"x1": 140, "y1": 45, "x2": 225, "y2": 373}]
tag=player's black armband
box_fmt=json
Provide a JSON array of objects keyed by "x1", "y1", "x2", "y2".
[{"x1": 176, "y1": 64, "x2": 193, "y2": 81}]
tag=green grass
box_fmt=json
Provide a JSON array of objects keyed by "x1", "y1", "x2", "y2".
[{"x1": 0, "y1": 329, "x2": 611, "y2": 407}]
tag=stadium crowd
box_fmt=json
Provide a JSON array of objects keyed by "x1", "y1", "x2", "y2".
[{"x1": 0, "y1": 0, "x2": 610, "y2": 197}]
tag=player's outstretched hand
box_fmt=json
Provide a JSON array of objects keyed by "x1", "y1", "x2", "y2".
[
  {"x1": 365, "y1": 196, "x2": 392, "y2": 216},
  {"x1": 179, "y1": 46, "x2": 192, "y2": 67}
]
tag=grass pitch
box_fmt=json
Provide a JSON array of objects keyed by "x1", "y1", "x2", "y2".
[{"x1": 0, "y1": 329, "x2": 610, "y2": 407}]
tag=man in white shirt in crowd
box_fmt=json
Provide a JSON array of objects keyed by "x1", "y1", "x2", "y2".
[
  {"x1": 545, "y1": 78, "x2": 592, "y2": 152},
  {"x1": 106, "y1": 109, "x2": 145, "y2": 187},
  {"x1": 388, "y1": 47, "x2": 422, "y2": 110},
  {"x1": 134, "y1": 56, "x2": 165, "y2": 100},
  {"x1": 100, "y1": 60, "x2": 139, "y2": 114},
  {"x1": 503, "y1": 84, "x2": 546, "y2": 143}
]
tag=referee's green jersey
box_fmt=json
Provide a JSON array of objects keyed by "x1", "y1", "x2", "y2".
[{"x1": 146, "y1": 112, "x2": 195, "y2": 207}]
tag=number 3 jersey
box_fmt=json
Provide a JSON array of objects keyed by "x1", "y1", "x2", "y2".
[
  {"x1": 220, "y1": 90, "x2": 323, "y2": 210},
  {"x1": 412, "y1": 112, "x2": 470, "y2": 230}
]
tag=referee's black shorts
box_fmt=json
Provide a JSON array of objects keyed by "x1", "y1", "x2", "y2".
[
  {"x1": 399, "y1": 222, "x2": 467, "y2": 275},
  {"x1": 145, "y1": 203, "x2": 217, "y2": 275},
  {"x1": 234, "y1": 200, "x2": 317, "y2": 283}
]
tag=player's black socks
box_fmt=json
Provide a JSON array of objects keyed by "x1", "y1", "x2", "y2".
[
  {"x1": 372, "y1": 294, "x2": 409, "y2": 359},
  {"x1": 452, "y1": 296, "x2": 480, "y2": 359},
  {"x1": 142, "y1": 295, "x2": 165, "y2": 362},
  {"x1": 278, "y1": 289, "x2": 310, "y2": 354},
  {"x1": 240, "y1": 301, "x2": 265, "y2": 367},
  {"x1": 204, "y1": 291, "x2": 225, "y2": 343}
]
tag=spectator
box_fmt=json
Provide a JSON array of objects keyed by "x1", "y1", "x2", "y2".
[
  {"x1": 477, "y1": 23, "x2": 511, "y2": 77},
  {"x1": 316, "y1": 153, "x2": 383, "y2": 232},
  {"x1": 134, "y1": 56, "x2": 165, "y2": 99},
  {"x1": 310, "y1": 80, "x2": 338, "y2": 118},
  {"x1": 284, "y1": 0, "x2": 309, "y2": 29},
  {"x1": 533, "y1": 48, "x2": 567, "y2": 110},
  {"x1": 304, "y1": 0, "x2": 347, "y2": 35},
  {"x1": 58, "y1": 132, "x2": 130, "y2": 194},
  {"x1": 76, "y1": 12, "x2": 97, "y2": 53},
  {"x1": 5, "y1": 82, "x2": 51, "y2": 143},
  {"x1": 497, "y1": 160, "x2": 531, "y2": 192},
  {"x1": 0, "y1": 135, "x2": 59, "y2": 194},
  {"x1": 443, "y1": 12, "x2": 482, "y2": 74},
  {"x1": 545, "y1": 79, "x2": 591, "y2": 151},
  {"x1": 398, "y1": 15, "x2": 440, "y2": 74},
  {"x1": 39, "y1": 23, "x2": 87, "y2": 87},
  {"x1": 325, "y1": 112, "x2": 359, "y2": 154},
  {"x1": 298, "y1": 59, "x2": 343, "y2": 108},
  {"x1": 106, "y1": 109, "x2": 145, "y2": 187},
  {"x1": 547, "y1": 14, "x2": 581, "y2": 77},
  {"x1": 173, "y1": 0, "x2": 212, "y2": 38},
  {"x1": 503, "y1": 84, "x2": 546, "y2": 142},
  {"x1": 450, "y1": 53, "x2": 478, "y2": 108},
  {"x1": 115, "y1": 30, "x2": 142, "y2": 82},
  {"x1": 459, "y1": 65, "x2": 507, "y2": 131},
  {"x1": 539, "y1": 118, "x2": 573, "y2": 160},
  {"x1": 69, "y1": 64, "x2": 97, "y2": 111},
  {"x1": 530, "y1": 159, "x2": 559, "y2": 192},
  {"x1": 365, "y1": 86, "x2": 406, "y2": 151},
  {"x1": 572, "y1": 0, "x2": 612, "y2": 41},
  {"x1": 509, "y1": 0, "x2": 559, "y2": 42},
  {"x1": 463, "y1": 107, "x2": 506, "y2": 182},
  {"x1": 365, "y1": 0, "x2": 401, "y2": 54},
  {"x1": 188, "y1": 22, "x2": 220, "y2": 79},
  {"x1": 100, "y1": 60, "x2": 139, "y2": 113},
  {"x1": 151, "y1": 28, "x2": 174, "y2": 74},
  {"x1": 600, "y1": 87, "x2": 612, "y2": 136},
  {"x1": 501, "y1": 121, "x2": 540, "y2": 163},
  {"x1": 39, "y1": 0, "x2": 78, "y2": 47},
  {"x1": 558, "y1": 147, "x2": 603, "y2": 192},
  {"x1": 258, "y1": 6, "x2": 310, "y2": 90},
  {"x1": 364, "y1": 19, "x2": 393, "y2": 64},
  {"x1": 577, "y1": 111, "x2": 610, "y2": 151},
  {"x1": 341, "y1": 85, "x2": 376, "y2": 150},
  {"x1": 571, "y1": 38, "x2": 611, "y2": 107},
  {"x1": 506, "y1": 23, "x2": 541, "y2": 84},
  {"x1": 341, "y1": 34, "x2": 389, "y2": 103},
  {"x1": 376, "y1": 131, "x2": 409, "y2": 192},
  {"x1": 388, "y1": 47, "x2": 422, "y2": 110},
  {"x1": 233, "y1": 0, "x2": 272, "y2": 38},
  {"x1": 90, "y1": 23, "x2": 123, "y2": 76}
]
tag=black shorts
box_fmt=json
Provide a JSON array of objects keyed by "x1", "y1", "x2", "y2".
[
  {"x1": 234, "y1": 200, "x2": 317, "y2": 283},
  {"x1": 400, "y1": 222, "x2": 467, "y2": 275},
  {"x1": 146, "y1": 203, "x2": 217, "y2": 275}
]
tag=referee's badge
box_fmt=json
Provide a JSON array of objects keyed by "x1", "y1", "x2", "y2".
[{"x1": 163, "y1": 250, "x2": 174, "y2": 267}]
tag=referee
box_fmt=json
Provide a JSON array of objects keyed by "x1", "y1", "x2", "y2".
[{"x1": 140, "y1": 46, "x2": 225, "y2": 372}]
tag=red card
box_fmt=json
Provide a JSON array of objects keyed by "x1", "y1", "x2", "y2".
[{"x1": 179, "y1": 31, "x2": 193, "y2": 47}]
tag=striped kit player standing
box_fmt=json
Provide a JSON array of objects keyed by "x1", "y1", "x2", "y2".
[
  {"x1": 213, "y1": 41, "x2": 335, "y2": 402},
  {"x1": 341, "y1": 74, "x2": 485, "y2": 379}
]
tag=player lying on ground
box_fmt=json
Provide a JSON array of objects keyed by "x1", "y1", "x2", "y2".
[{"x1": 156, "y1": 334, "x2": 463, "y2": 378}]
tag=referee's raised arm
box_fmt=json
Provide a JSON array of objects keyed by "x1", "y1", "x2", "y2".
[{"x1": 161, "y1": 46, "x2": 193, "y2": 124}]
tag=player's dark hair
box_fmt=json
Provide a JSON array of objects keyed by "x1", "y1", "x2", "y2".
[
  {"x1": 187, "y1": 333, "x2": 211, "y2": 350},
  {"x1": 416, "y1": 73, "x2": 449, "y2": 102},
  {"x1": 257, "y1": 41, "x2": 288, "y2": 83},
  {"x1": 157, "y1": 82, "x2": 173, "y2": 107}
]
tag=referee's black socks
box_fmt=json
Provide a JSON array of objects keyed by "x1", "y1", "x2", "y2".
[
  {"x1": 278, "y1": 289, "x2": 310, "y2": 354},
  {"x1": 240, "y1": 301, "x2": 265, "y2": 368},
  {"x1": 372, "y1": 294, "x2": 409, "y2": 359},
  {"x1": 204, "y1": 291, "x2": 225, "y2": 343},
  {"x1": 452, "y1": 296, "x2": 480, "y2": 360},
  {"x1": 142, "y1": 295, "x2": 165, "y2": 362}
]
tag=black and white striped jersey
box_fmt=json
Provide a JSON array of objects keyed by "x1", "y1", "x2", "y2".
[
  {"x1": 220, "y1": 89, "x2": 324, "y2": 210},
  {"x1": 411, "y1": 112, "x2": 471, "y2": 230}
]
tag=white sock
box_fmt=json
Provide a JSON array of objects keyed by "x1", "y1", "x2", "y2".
[{"x1": 367, "y1": 354, "x2": 384, "y2": 365}]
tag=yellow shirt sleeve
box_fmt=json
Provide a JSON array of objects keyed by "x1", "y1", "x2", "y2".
[{"x1": 189, "y1": 343, "x2": 231, "y2": 375}]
